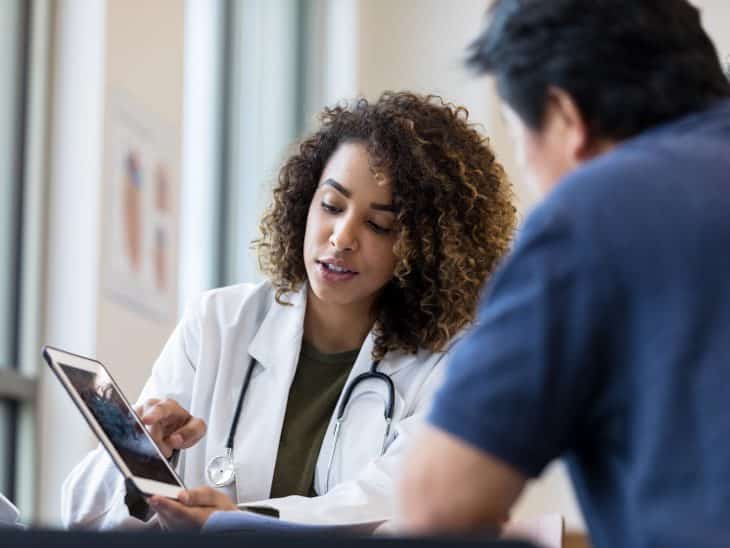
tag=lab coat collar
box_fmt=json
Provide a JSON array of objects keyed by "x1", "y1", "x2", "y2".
[
  {"x1": 247, "y1": 282, "x2": 423, "y2": 376},
  {"x1": 354, "y1": 331, "x2": 424, "y2": 378},
  {"x1": 247, "y1": 284, "x2": 307, "y2": 371}
]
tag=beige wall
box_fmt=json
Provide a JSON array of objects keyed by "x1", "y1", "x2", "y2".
[
  {"x1": 355, "y1": 0, "x2": 538, "y2": 215},
  {"x1": 96, "y1": 0, "x2": 184, "y2": 399}
]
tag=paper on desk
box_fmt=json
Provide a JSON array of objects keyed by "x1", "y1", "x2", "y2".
[
  {"x1": 203, "y1": 510, "x2": 381, "y2": 535},
  {"x1": 0, "y1": 492, "x2": 24, "y2": 529}
]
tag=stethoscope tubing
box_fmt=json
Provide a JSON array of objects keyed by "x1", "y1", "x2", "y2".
[
  {"x1": 225, "y1": 356, "x2": 256, "y2": 449},
  {"x1": 335, "y1": 360, "x2": 395, "y2": 422},
  {"x1": 210, "y1": 355, "x2": 395, "y2": 491}
]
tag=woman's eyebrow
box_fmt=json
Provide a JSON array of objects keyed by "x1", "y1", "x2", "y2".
[
  {"x1": 323, "y1": 177, "x2": 397, "y2": 212},
  {"x1": 322, "y1": 178, "x2": 351, "y2": 197}
]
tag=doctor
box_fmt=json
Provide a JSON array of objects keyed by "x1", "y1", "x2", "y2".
[{"x1": 61, "y1": 91, "x2": 515, "y2": 530}]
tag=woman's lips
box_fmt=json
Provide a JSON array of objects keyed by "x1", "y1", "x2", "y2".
[{"x1": 316, "y1": 261, "x2": 358, "y2": 283}]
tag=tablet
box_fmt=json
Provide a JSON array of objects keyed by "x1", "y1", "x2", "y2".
[{"x1": 42, "y1": 345, "x2": 185, "y2": 499}]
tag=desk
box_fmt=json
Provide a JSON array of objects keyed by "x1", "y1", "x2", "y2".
[{"x1": 0, "y1": 530, "x2": 538, "y2": 548}]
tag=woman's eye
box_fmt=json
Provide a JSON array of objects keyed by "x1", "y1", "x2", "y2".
[
  {"x1": 368, "y1": 221, "x2": 392, "y2": 235},
  {"x1": 321, "y1": 202, "x2": 341, "y2": 213}
]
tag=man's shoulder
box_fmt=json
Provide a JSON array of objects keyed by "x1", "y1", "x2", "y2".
[{"x1": 556, "y1": 101, "x2": 730, "y2": 210}]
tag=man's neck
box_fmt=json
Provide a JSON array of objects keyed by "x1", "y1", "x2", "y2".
[{"x1": 303, "y1": 290, "x2": 375, "y2": 354}]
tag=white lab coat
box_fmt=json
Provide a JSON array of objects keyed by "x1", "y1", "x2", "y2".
[{"x1": 61, "y1": 281, "x2": 450, "y2": 530}]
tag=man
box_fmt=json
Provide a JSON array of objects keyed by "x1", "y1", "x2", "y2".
[{"x1": 399, "y1": 2, "x2": 730, "y2": 547}]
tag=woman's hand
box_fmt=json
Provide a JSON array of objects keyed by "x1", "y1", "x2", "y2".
[
  {"x1": 148, "y1": 487, "x2": 238, "y2": 530},
  {"x1": 134, "y1": 398, "x2": 207, "y2": 458}
]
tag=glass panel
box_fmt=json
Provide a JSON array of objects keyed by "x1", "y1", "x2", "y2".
[
  {"x1": 221, "y1": 0, "x2": 301, "y2": 286},
  {"x1": 0, "y1": 1, "x2": 25, "y2": 370}
]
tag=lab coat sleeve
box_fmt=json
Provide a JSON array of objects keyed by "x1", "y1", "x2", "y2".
[
  {"x1": 60, "y1": 302, "x2": 200, "y2": 530},
  {"x1": 237, "y1": 354, "x2": 448, "y2": 526}
]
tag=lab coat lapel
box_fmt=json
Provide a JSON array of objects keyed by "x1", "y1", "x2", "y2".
[
  {"x1": 247, "y1": 286, "x2": 307, "y2": 373},
  {"x1": 232, "y1": 285, "x2": 307, "y2": 502}
]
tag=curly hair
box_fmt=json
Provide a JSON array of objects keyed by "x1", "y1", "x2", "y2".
[{"x1": 255, "y1": 91, "x2": 515, "y2": 360}]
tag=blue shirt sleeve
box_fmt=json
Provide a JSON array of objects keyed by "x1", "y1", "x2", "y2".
[{"x1": 429, "y1": 200, "x2": 613, "y2": 477}]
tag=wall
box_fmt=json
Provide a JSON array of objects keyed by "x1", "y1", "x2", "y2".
[
  {"x1": 697, "y1": 0, "x2": 730, "y2": 65},
  {"x1": 355, "y1": 0, "x2": 538, "y2": 214},
  {"x1": 95, "y1": 0, "x2": 184, "y2": 399}
]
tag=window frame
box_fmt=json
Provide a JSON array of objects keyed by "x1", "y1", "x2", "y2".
[{"x1": 0, "y1": 0, "x2": 52, "y2": 516}]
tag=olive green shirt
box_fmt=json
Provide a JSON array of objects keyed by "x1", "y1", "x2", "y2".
[{"x1": 269, "y1": 341, "x2": 359, "y2": 498}]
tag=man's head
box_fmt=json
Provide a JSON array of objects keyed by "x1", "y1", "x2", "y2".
[{"x1": 469, "y1": 0, "x2": 730, "y2": 193}]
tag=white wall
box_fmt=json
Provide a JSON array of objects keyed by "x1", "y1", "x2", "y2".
[{"x1": 696, "y1": 0, "x2": 730, "y2": 65}]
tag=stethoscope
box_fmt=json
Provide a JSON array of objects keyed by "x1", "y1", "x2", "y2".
[{"x1": 206, "y1": 356, "x2": 395, "y2": 491}]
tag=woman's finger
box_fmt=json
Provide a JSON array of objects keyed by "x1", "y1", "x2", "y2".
[
  {"x1": 167, "y1": 417, "x2": 207, "y2": 449},
  {"x1": 180, "y1": 487, "x2": 219, "y2": 507},
  {"x1": 137, "y1": 398, "x2": 159, "y2": 417},
  {"x1": 142, "y1": 399, "x2": 191, "y2": 436},
  {"x1": 178, "y1": 487, "x2": 238, "y2": 510},
  {"x1": 142, "y1": 399, "x2": 187, "y2": 423},
  {"x1": 181, "y1": 487, "x2": 236, "y2": 510},
  {"x1": 149, "y1": 497, "x2": 197, "y2": 530},
  {"x1": 150, "y1": 495, "x2": 215, "y2": 530}
]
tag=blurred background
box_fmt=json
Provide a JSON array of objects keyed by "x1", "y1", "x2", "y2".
[{"x1": 1, "y1": 0, "x2": 728, "y2": 534}]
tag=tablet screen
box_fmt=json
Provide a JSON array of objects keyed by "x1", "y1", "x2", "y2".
[{"x1": 60, "y1": 364, "x2": 179, "y2": 485}]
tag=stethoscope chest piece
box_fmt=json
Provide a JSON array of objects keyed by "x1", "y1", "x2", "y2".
[
  {"x1": 206, "y1": 359, "x2": 257, "y2": 488},
  {"x1": 206, "y1": 447, "x2": 236, "y2": 487}
]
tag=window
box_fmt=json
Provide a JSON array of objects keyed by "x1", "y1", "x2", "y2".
[
  {"x1": 180, "y1": 0, "x2": 343, "y2": 297},
  {"x1": 0, "y1": 0, "x2": 50, "y2": 516},
  {"x1": 215, "y1": 0, "x2": 336, "y2": 286},
  {"x1": 0, "y1": 0, "x2": 30, "y2": 503}
]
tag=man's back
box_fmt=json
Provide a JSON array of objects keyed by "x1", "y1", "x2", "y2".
[
  {"x1": 427, "y1": 100, "x2": 730, "y2": 548},
  {"x1": 551, "y1": 99, "x2": 730, "y2": 548}
]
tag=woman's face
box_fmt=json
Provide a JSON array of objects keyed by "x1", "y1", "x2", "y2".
[{"x1": 303, "y1": 141, "x2": 398, "y2": 312}]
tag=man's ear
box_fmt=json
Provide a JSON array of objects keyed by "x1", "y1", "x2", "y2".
[
  {"x1": 544, "y1": 86, "x2": 593, "y2": 162},
  {"x1": 546, "y1": 86, "x2": 617, "y2": 161}
]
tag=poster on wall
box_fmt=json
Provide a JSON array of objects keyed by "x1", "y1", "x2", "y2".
[{"x1": 102, "y1": 92, "x2": 178, "y2": 322}]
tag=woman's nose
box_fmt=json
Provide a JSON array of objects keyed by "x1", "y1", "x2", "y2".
[{"x1": 329, "y1": 217, "x2": 358, "y2": 252}]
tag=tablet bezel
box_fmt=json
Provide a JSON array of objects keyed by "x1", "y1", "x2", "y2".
[{"x1": 42, "y1": 345, "x2": 185, "y2": 499}]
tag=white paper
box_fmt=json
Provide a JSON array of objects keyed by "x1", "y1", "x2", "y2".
[
  {"x1": 203, "y1": 510, "x2": 382, "y2": 535},
  {"x1": 0, "y1": 492, "x2": 23, "y2": 529}
]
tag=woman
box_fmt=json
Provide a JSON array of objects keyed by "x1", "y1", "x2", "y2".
[{"x1": 62, "y1": 91, "x2": 515, "y2": 530}]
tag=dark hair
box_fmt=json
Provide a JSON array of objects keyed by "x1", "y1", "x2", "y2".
[
  {"x1": 468, "y1": 0, "x2": 730, "y2": 139},
  {"x1": 255, "y1": 91, "x2": 516, "y2": 360}
]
